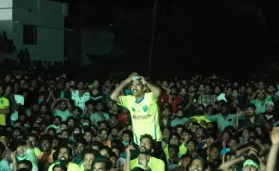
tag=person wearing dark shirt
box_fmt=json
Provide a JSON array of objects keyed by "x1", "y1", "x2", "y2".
[{"x1": 239, "y1": 104, "x2": 265, "y2": 129}]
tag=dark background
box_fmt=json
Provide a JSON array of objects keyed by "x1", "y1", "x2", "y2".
[{"x1": 53, "y1": 0, "x2": 279, "y2": 79}]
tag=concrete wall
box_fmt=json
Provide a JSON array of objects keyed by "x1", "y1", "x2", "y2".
[{"x1": 0, "y1": 0, "x2": 68, "y2": 62}]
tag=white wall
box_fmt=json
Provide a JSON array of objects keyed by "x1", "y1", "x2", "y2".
[{"x1": 0, "y1": 0, "x2": 68, "y2": 62}]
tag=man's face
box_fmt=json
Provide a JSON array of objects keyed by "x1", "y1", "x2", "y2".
[
  {"x1": 83, "y1": 153, "x2": 94, "y2": 170},
  {"x1": 206, "y1": 137, "x2": 215, "y2": 147},
  {"x1": 170, "y1": 135, "x2": 180, "y2": 145},
  {"x1": 169, "y1": 147, "x2": 178, "y2": 158},
  {"x1": 265, "y1": 104, "x2": 274, "y2": 113},
  {"x1": 92, "y1": 162, "x2": 106, "y2": 171},
  {"x1": 214, "y1": 86, "x2": 221, "y2": 95},
  {"x1": 58, "y1": 148, "x2": 70, "y2": 161},
  {"x1": 75, "y1": 143, "x2": 85, "y2": 155},
  {"x1": 245, "y1": 107, "x2": 255, "y2": 117},
  {"x1": 96, "y1": 103, "x2": 103, "y2": 111},
  {"x1": 181, "y1": 156, "x2": 191, "y2": 168},
  {"x1": 84, "y1": 132, "x2": 93, "y2": 143},
  {"x1": 41, "y1": 140, "x2": 51, "y2": 152},
  {"x1": 77, "y1": 82, "x2": 84, "y2": 90},
  {"x1": 209, "y1": 147, "x2": 219, "y2": 160},
  {"x1": 189, "y1": 159, "x2": 204, "y2": 171},
  {"x1": 198, "y1": 85, "x2": 205, "y2": 93},
  {"x1": 187, "y1": 142, "x2": 196, "y2": 152},
  {"x1": 258, "y1": 91, "x2": 265, "y2": 100},
  {"x1": 188, "y1": 85, "x2": 196, "y2": 93},
  {"x1": 205, "y1": 85, "x2": 211, "y2": 94},
  {"x1": 60, "y1": 101, "x2": 67, "y2": 110},
  {"x1": 130, "y1": 80, "x2": 145, "y2": 96},
  {"x1": 16, "y1": 145, "x2": 26, "y2": 157},
  {"x1": 28, "y1": 137, "x2": 36, "y2": 147},
  {"x1": 99, "y1": 130, "x2": 108, "y2": 141},
  {"x1": 221, "y1": 105, "x2": 228, "y2": 114},
  {"x1": 139, "y1": 137, "x2": 152, "y2": 154}
]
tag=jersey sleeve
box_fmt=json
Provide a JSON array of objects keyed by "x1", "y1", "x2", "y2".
[{"x1": 118, "y1": 95, "x2": 129, "y2": 108}]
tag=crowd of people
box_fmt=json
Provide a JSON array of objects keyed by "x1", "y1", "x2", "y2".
[{"x1": 0, "y1": 71, "x2": 278, "y2": 171}]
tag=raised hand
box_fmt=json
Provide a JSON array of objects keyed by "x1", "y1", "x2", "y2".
[
  {"x1": 125, "y1": 145, "x2": 135, "y2": 159},
  {"x1": 125, "y1": 72, "x2": 139, "y2": 84}
]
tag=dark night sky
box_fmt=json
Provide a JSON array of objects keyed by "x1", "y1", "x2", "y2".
[{"x1": 53, "y1": 0, "x2": 279, "y2": 78}]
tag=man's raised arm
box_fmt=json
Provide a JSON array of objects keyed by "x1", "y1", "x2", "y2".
[
  {"x1": 110, "y1": 72, "x2": 138, "y2": 103},
  {"x1": 140, "y1": 76, "x2": 161, "y2": 99}
]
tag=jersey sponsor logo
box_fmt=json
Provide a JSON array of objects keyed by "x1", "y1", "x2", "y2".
[{"x1": 132, "y1": 114, "x2": 151, "y2": 120}]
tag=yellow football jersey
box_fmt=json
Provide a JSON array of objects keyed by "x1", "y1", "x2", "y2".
[{"x1": 118, "y1": 92, "x2": 162, "y2": 144}]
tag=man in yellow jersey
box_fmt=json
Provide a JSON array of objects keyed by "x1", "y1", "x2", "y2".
[
  {"x1": 0, "y1": 85, "x2": 10, "y2": 126},
  {"x1": 110, "y1": 72, "x2": 163, "y2": 158}
]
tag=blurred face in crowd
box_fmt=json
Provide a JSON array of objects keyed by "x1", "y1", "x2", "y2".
[
  {"x1": 257, "y1": 91, "x2": 265, "y2": 100},
  {"x1": 169, "y1": 135, "x2": 180, "y2": 146},
  {"x1": 60, "y1": 101, "x2": 67, "y2": 111},
  {"x1": 83, "y1": 153, "x2": 95, "y2": 170},
  {"x1": 58, "y1": 147, "x2": 70, "y2": 162},
  {"x1": 205, "y1": 85, "x2": 211, "y2": 94},
  {"x1": 189, "y1": 158, "x2": 204, "y2": 171},
  {"x1": 245, "y1": 107, "x2": 255, "y2": 117},
  {"x1": 258, "y1": 81, "x2": 265, "y2": 90},
  {"x1": 75, "y1": 143, "x2": 85, "y2": 155},
  {"x1": 198, "y1": 85, "x2": 205, "y2": 94},
  {"x1": 77, "y1": 81, "x2": 84, "y2": 90},
  {"x1": 209, "y1": 147, "x2": 220, "y2": 160},
  {"x1": 100, "y1": 149, "x2": 110, "y2": 158},
  {"x1": 16, "y1": 145, "x2": 26, "y2": 157},
  {"x1": 246, "y1": 87, "x2": 253, "y2": 95},
  {"x1": 92, "y1": 162, "x2": 107, "y2": 171},
  {"x1": 41, "y1": 140, "x2": 51, "y2": 152},
  {"x1": 265, "y1": 103, "x2": 274, "y2": 114},
  {"x1": 99, "y1": 130, "x2": 108, "y2": 141},
  {"x1": 84, "y1": 132, "x2": 93, "y2": 143},
  {"x1": 214, "y1": 86, "x2": 221, "y2": 95},
  {"x1": 181, "y1": 156, "x2": 191, "y2": 168},
  {"x1": 179, "y1": 88, "x2": 187, "y2": 96}
]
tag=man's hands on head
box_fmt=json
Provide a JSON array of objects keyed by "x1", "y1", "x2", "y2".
[{"x1": 124, "y1": 72, "x2": 139, "y2": 84}]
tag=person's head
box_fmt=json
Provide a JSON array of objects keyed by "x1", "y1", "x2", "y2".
[
  {"x1": 208, "y1": 144, "x2": 221, "y2": 161},
  {"x1": 162, "y1": 106, "x2": 171, "y2": 117},
  {"x1": 84, "y1": 129, "x2": 95, "y2": 143},
  {"x1": 75, "y1": 138, "x2": 87, "y2": 155},
  {"x1": 189, "y1": 157, "x2": 205, "y2": 171},
  {"x1": 99, "y1": 146, "x2": 111, "y2": 159},
  {"x1": 83, "y1": 149, "x2": 100, "y2": 170},
  {"x1": 139, "y1": 134, "x2": 154, "y2": 155},
  {"x1": 122, "y1": 130, "x2": 132, "y2": 145},
  {"x1": 265, "y1": 102, "x2": 274, "y2": 114},
  {"x1": 257, "y1": 90, "x2": 266, "y2": 100},
  {"x1": 180, "y1": 154, "x2": 192, "y2": 168},
  {"x1": 186, "y1": 140, "x2": 198, "y2": 153},
  {"x1": 242, "y1": 157, "x2": 260, "y2": 171},
  {"x1": 57, "y1": 146, "x2": 72, "y2": 162},
  {"x1": 17, "y1": 160, "x2": 32, "y2": 170},
  {"x1": 227, "y1": 136, "x2": 239, "y2": 149},
  {"x1": 53, "y1": 116, "x2": 62, "y2": 126},
  {"x1": 130, "y1": 79, "x2": 146, "y2": 97},
  {"x1": 168, "y1": 145, "x2": 179, "y2": 159},
  {"x1": 99, "y1": 129, "x2": 109, "y2": 141},
  {"x1": 205, "y1": 132, "x2": 216, "y2": 147},
  {"x1": 220, "y1": 103, "x2": 229, "y2": 115},
  {"x1": 96, "y1": 101, "x2": 104, "y2": 112},
  {"x1": 195, "y1": 127, "x2": 205, "y2": 139},
  {"x1": 39, "y1": 134, "x2": 53, "y2": 152},
  {"x1": 245, "y1": 104, "x2": 256, "y2": 117},
  {"x1": 52, "y1": 164, "x2": 67, "y2": 171},
  {"x1": 91, "y1": 157, "x2": 112, "y2": 171},
  {"x1": 59, "y1": 100, "x2": 68, "y2": 111},
  {"x1": 169, "y1": 132, "x2": 181, "y2": 146}
]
